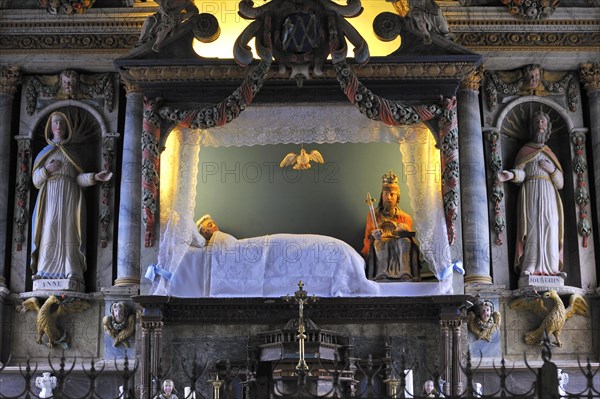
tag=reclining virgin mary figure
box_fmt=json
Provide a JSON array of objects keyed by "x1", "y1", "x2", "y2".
[{"x1": 167, "y1": 215, "x2": 380, "y2": 298}]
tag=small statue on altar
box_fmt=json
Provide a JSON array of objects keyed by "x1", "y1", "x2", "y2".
[
  {"x1": 362, "y1": 170, "x2": 420, "y2": 281},
  {"x1": 422, "y1": 380, "x2": 444, "y2": 398},
  {"x1": 467, "y1": 299, "x2": 501, "y2": 341},
  {"x1": 102, "y1": 301, "x2": 136, "y2": 347},
  {"x1": 155, "y1": 379, "x2": 179, "y2": 399},
  {"x1": 498, "y1": 110, "x2": 565, "y2": 277}
]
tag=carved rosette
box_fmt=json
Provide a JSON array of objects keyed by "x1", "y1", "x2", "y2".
[
  {"x1": 486, "y1": 129, "x2": 505, "y2": 245},
  {"x1": 501, "y1": 0, "x2": 559, "y2": 20},
  {"x1": 142, "y1": 98, "x2": 162, "y2": 248},
  {"x1": 333, "y1": 61, "x2": 459, "y2": 245},
  {"x1": 571, "y1": 129, "x2": 591, "y2": 247},
  {"x1": 0, "y1": 66, "x2": 21, "y2": 95},
  {"x1": 100, "y1": 134, "x2": 119, "y2": 248},
  {"x1": 14, "y1": 138, "x2": 31, "y2": 251},
  {"x1": 580, "y1": 63, "x2": 600, "y2": 93}
]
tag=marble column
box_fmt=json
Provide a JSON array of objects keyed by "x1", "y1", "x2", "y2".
[
  {"x1": 0, "y1": 66, "x2": 21, "y2": 288},
  {"x1": 457, "y1": 68, "x2": 492, "y2": 284},
  {"x1": 115, "y1": 79, "x2": 143, "y2": 287},
  {"x1": 0, "y1": 66, "x2": 20, "y2": 364},
  {"x1": 580, "y1": 63, "x2": 600, "y2": 248}
]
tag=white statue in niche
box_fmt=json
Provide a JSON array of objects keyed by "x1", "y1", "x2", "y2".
[
  {"x1": 30, "y1": 111, "x2": 112, "y2": 290},
  {"x1": 498, "y1": 109, "x2": 565, "y2": 277}
]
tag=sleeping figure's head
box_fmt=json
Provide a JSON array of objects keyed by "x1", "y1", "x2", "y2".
[{"x1": 197, "y1": 214, "x2": 219, "y2": 241}]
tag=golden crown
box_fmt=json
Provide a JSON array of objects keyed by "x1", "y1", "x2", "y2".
[{"x1": 382, "y1": 170, "x2": 399, "y2": 185}]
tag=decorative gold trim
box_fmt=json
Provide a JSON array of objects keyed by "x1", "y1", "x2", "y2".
[
  {"x1": 0, "y1": 66, "x2": 21, "y2": 95},
  {"x1": 464, "y1": 275, "x2": 493, "y2": 284},
  {"x1": 580, "y1": 63, "x2": 600, "y2": 93},
  {"x1": 114, "y1": 277, "x2": 140, "y2": 286}
]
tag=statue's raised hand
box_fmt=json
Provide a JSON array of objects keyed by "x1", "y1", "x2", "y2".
[
  {"x1": 498, "y1": 170, "x2": 513, "y2": 182},
  {"x1": 95, "y1": 170, "x2": 113, "y2": 182}
]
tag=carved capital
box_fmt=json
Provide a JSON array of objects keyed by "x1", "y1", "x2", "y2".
[
  {"x1": 0, "y1": 66, "x2": 21, "y2": 95},
  {"x1": 580, "y1": 63, "x2": 600, "y2": 93},
  {"x1": 460, "y1": 67, "x2": 484, "y2": 91},
  {"x1": 121, "y1": 77, "x2": 143, "y2": 95}
]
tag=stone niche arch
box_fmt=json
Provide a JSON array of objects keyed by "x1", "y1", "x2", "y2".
[
  {"x1": 495, "y1": 97, "x2": 583, "y2": 289},
  {"x1": 10, "y1": 69, "x2": 120, "y2": 294}
]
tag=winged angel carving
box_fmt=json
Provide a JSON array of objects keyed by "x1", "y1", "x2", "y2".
[
  {"x1": 509, "y1": 290, "x2": 589, "y2": 347},
  {"x1": 20, "y1": 295, "x2": 91, "y2": 349},
  {"x1": 234, "y1": 0, "x2": 369, "y2": 80},
  {"x1": 467, "y1": 300, "x2": 501, "y2": 341}
]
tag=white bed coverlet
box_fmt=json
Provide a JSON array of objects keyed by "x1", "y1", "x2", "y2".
[{"x1": 169, "y1": 231, "x2": 380, "y2": 297}]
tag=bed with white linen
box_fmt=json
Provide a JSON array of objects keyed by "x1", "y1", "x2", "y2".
[{"x1": 168, "y1": 231, "x2": 380, "y2": 297}]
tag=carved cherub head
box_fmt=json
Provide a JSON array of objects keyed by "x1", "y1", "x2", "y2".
[
  {"x1": 477, "y1": 300, "x2": 494, "y2": 323},
  {"x1": 522, "y1": 64, "x2": 542, "y2": 91},
  {"x1": 59, "y1": 70, "x2": 80, "y2": 97},
  {"x1": 110, "y1": 301, "x2": 129, "y2": 324}
]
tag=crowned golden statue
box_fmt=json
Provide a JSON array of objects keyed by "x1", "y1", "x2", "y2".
[{"x1": 362, "y1": 170, "x2": 420, "y2": 281}]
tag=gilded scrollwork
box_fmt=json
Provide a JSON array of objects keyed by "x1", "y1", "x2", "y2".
[{"x1": 571, "y1": 129, "x2": 591, "y2": 247}]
